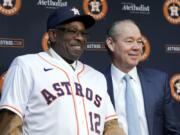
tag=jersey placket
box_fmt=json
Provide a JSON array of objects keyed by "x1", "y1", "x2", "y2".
[{"x1": 71, "y1": 72, "x2": 89, "y2": 135}]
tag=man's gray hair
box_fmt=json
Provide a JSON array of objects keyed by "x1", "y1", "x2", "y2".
[{"x1": 107, "y1": 19, "x2": 138, "y2": 40}]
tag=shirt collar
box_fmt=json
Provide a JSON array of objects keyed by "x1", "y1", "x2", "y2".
[
  {"x1": 111, "y1": 64, "x2": 125, "y2": 83},
  {"x1": 128, "y1": 67, "x2": 139, "y2": 82},
  {"x1": 111, "y1": 63, "x2": 139, "y2": 82},
  {"x1": 48, "y1": 48, "x2": 77, "y2": 70}
]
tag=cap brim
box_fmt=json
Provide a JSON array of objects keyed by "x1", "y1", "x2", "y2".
[{"x1": 57, "y1": 15, "x2": 95, "y2": 29}]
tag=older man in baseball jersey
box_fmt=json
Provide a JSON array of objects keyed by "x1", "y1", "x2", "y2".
[{"x1": 0, "y1": 6, "x2": 125, "y2": 135}]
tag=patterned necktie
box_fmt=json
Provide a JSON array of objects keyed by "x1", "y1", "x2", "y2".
[{"x1": 124, "y1": 74, "x2": 141, "y2": 135}]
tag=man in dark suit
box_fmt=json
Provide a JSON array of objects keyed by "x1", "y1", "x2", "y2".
[{"x1": 103, "y1": 19, "x2": 180, "y2": 135}]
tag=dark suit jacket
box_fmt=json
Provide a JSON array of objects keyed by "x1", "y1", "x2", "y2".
[{"x1": 103, "y1": 66, "x2": 180, "y2": 135}]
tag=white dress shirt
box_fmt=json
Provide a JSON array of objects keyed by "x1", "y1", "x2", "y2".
[{"x1": 111, "y1": 64, "x2": 149, "y2": 135}]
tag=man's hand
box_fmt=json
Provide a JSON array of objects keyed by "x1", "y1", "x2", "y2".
[
  {"x1": 0, "y1": 109, "x2": 22, "y2": 135},
  {"x1": 103, "y1": 119, "x2": 126, "y2": 135}
]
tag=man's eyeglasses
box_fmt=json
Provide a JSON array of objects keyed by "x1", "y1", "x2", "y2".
[{"x1": 55, "y1": 27, "x2": 88, "y2": 39}]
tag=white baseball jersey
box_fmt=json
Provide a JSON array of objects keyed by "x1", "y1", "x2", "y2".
[{"x1": 0, "y1": 49, "x2": 117, "y2": 135}]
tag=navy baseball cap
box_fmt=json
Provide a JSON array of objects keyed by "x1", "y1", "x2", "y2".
[{"x1": 47, "y1": 6, "x2": 95, "y2": 30}]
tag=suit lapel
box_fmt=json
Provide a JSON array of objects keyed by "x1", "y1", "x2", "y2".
[
  {"x1": 104, "y1": 66, "x2": 115, "y2": 108},
  {"x1": 138, "y1": 68, "x2": 153, "y2": 135}
]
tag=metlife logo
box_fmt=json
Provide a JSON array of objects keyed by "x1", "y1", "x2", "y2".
[
  {"x1": 121, "y1": 2, "x2": 150, "y2": 15},
  {"x1": 37, "y1": 0, "x2": 68, "y2": 9}
]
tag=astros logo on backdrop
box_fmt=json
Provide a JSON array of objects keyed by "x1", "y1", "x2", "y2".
[
  {"x1": 83, "y1": 0, "x2": 108, "y2": 20},
  {"x1": 163, "y1": 0, "x2": 180, "y2": 25},
  {"x1": 170, "y1": 74, "x2": 180, "y2": 102},
  {"x1": 0, "y1": 0, "x2": 21, "y2": 16},
  {"x1": 140, "y1": 36, "x2": 151, "y2": 61}
]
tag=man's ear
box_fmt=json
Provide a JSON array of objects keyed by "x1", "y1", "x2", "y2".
[
  {"x1": 48, "y1": 30, "x2": 57, "y2": 43},
  {"x1": 106, "y1": 37, "x2": 115, "y2": 52}
]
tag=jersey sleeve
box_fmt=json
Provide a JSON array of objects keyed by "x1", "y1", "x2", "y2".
[
  {"x1": 0, "y1": 57, "x2": 32, "y2": 119},
  {"x1": 104, "y1": 90, "x2": 118, "y2": 122}
]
